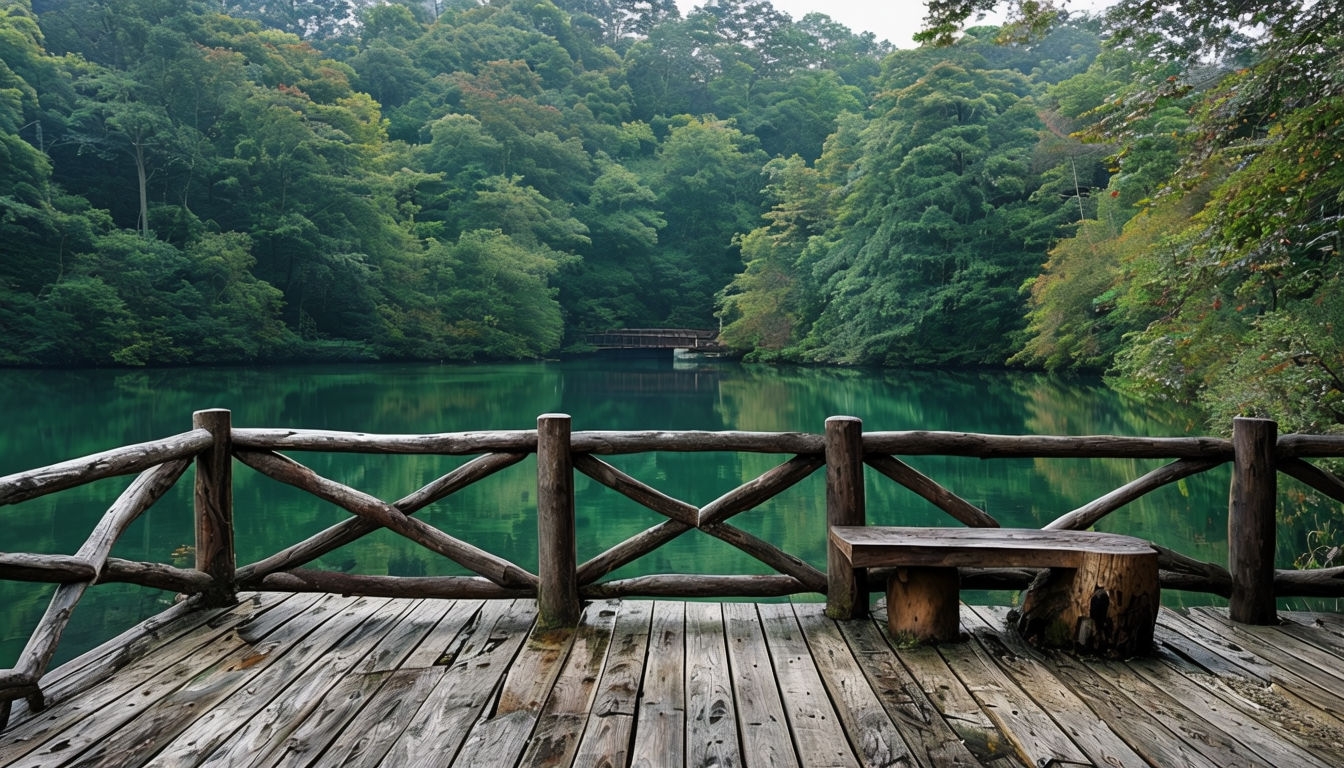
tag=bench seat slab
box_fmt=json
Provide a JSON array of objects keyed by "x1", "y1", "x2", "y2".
[{"x1": 829, "y1": 526, "x2": 1156, "y2": 569}]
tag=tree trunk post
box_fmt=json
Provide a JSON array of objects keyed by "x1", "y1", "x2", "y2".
[
  {"x1": 193, "y1": 409, "x2": 236, "y2": 607},
  {"x1": 537, "y1": 413, "x2": 580, "y2": 627},
  {"x1": 1229, "y1": 417, "x2": 1278, "y2": 624},
  {"x1": 886, "y1": 566, "x2": 960, "y2": 643},
  {"x1": 826, "y1": 416, "x2": 867, "y2": 619},
  {"x1": 1016, "y1": 549, "x2": 1159, "y2": 658}
]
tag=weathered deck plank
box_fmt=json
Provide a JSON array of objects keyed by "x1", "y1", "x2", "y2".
[
  {"x1": 9, "y1": 592, "x2": 334, "y2": 768},
  {"x1": 450, "y1": 605, "x2": 579, "y2": 768},
  {"x1": 380, "y1": 599, "x2": 535, "y2": 768},
  {"x1": 791, "y1": 605, "x2": 913, "y2": 768},
  {"x1": 572, "y1": 600, "x2": 652, "y2": 768},
  {"x1": 722, "y1": 602, "x2": 799, "y2": 768},
  {"x1": 757, "y1": 603, "x2": 858, "y2": 767},
  {"x1": 241, "y1": 597, "x2": 445, "y2": 766},
  {"x1": 1124, "y1": 639, "x2": 1344, "y2": 767},
  {"x1": 1186, "y1": 608, "x2": 1344, "y2": 714},
  {"x1": 513, "y1": 599, "x2": 620, "y2": 767},
  {"x1": 959, "y1": 607, "x2": 1150, "y2": 767},
  {"x1": 0, "y1": 594, "x2": 284, "y2": 763},
  {"x1": 1276, "y1": 611, "x2": 1344, "y2": 656},
  {"x1": 1085, "y1": 655, "x2": 1263, "y2": 767},
  {"x1": 682, "y1": 602, "x2": 739, "y2": 768},
  {"x1": 312, "y1": 599, "x2": 486, "y2": 768},
  {"x1": 8, "y1": 594, "x2": 255, "y2": 725},
  {"x1": 629, "y1": 600, "x2": 684, "y2": 768},
  {"x1": 141, "y1": 595, "x2": 395, "y2": 767},
  {"x1": 205, "y1": 598, "x2": 414, "y2": 767},
  {"x1": 969, "y1": 606, "x2": 1225, "y2": 768},
  {"x1": 1176, "y1": 609, "x2": 1344, "y2": 731},
  {"x1": 935, "y1": 611, "x2": 1094, "y2": 767},
  {"x1": 832, "y1": 609, "x2": 983, "y2": 766},
  {"x1": 4, "y1": 595, "x2": 1344, "y2": 768}
]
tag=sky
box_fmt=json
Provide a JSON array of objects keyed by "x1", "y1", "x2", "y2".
[
  {"x1": 672, "y1": 0, "x2": 1116, "y2": 49},
  {"x1": 749, "y1": 0, "x2": 936, "y2": 48}
]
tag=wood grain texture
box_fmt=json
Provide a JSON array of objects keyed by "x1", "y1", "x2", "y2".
[
  {"x1": 1229, "y1": 417, "x2": 1278, "y2": 623},
  {"x1": 831, "y1": 526, "x2": 1157, "y2": 569},
  {"x1": 722, "y1": 602, "x2": 799, "y2": 768},
  {"x1": 573, "y1": 601, "x2": 653, "y2": 768},
  {"x1": 630, "y1": 601, "x2": 685, "y2": 768},
  {"x1": 536, "y1": 414, "x2": 580, "y2": 628},
  {"x1": 3, "y1": 596, "x2": 1344, "y2": 767},
  {"x1": 683, "y1": 602, "x2": 739, "y2": 768},
  {"x1": 825, "y1": 416, "x2": 867, "y2": 620}
]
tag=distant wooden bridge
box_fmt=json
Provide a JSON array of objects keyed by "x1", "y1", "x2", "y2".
[{"x1": 583, "y1": 328, "x2": 727, "y2": 352}]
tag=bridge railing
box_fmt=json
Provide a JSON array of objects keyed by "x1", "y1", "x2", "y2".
[
  {"x1": 2, "y1": 412, "x2": 1344, "y2": 729},
  {"x1": 583, "y1": 328, "x2": 724, "y2": 350}
]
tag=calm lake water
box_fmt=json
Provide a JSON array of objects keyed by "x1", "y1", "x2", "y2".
[{"x1": 0, "y1": 355, "x2": 1304, "y2": 668}]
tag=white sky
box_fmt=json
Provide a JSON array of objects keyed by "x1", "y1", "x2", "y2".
[{"x1": 672, "y1": 0, "x2": 1115, "y2": 49}]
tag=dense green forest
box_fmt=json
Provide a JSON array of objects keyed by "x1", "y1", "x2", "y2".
[{"x1": 1, "y1": 0, "x2": 1340, "y2": 431}]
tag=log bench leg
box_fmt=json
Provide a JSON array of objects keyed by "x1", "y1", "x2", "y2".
[
  {"x1": 1016, "y1": 550, "x2": 1159, "y2": 658},
  {"x1": 886, "y1": 566, "x2": 960, "y2": 644}
]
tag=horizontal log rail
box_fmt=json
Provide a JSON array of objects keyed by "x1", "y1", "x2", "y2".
[
  {"x1": 0, "y1": 430, "x2": 212, "y2": 506},
  {"x1": 2, "y1": 412, "x2": 1344, "y2": 730}
]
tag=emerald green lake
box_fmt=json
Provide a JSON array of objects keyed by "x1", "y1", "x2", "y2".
[{"x1": 0, "y1": 356, "x2": 1298, "y2": 668}]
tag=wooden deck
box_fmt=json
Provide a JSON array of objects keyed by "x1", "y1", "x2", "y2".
[{"x1": 3, "y1": 595, "x2": 1344, "y2": 767}]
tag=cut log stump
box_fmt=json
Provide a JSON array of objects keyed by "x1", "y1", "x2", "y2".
[
  {"x1": 1016, "y1": 548, "x2": 1159, "y2": 658},
  {"x1": 885, "y1": 566, "x2": 961, "y2": 644}
]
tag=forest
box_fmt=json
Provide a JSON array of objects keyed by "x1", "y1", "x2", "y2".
[{"x1": 0, "y1": 0, "x2": 1340, "y2": 432}]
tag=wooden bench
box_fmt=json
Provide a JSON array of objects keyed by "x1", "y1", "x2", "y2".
[{"x1": 829, "y1": 526, "x2": 1160, "y2": 657}]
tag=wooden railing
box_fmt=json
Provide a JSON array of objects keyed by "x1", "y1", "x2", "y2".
[{"x1": 2, "y1": 412, "x2": 1343, "y2": 729}]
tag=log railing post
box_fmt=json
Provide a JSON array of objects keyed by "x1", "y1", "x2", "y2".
[
  {"x1": 826, "y1": 416, "x2": 867, "y2": 619},
  {"x1": 193, "y1": 408, "x2": 236, "y2": 607},
  {"x1": 1229, "y1": 417, "x2": 1277, "y2": 624},
  {"x1": 537, "y1": 413, "x2": 580, "y2": 627}
]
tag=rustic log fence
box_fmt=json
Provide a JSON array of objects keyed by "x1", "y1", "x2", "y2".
[{"x1": 2, "y1": 411, "x2": 1343, "y2": 729}]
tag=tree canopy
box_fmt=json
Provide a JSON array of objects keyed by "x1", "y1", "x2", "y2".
[{"x1": 2, "y1": 0, "x2": 1342, "y2": 432}]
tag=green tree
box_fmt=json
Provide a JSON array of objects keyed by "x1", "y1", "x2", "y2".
[
  {"x1": 559, "y1": 155, "x2": 665, "y2": 333},
  {"x1": 1087, "y1": 1, "x2": 1344, "y2": 430},
  {"x1": 459, "y1": 174, "x2": 590, "y2": 253},
  {"x1": 553, "y1": 0, "x2": 678, "y2": 50},
  {"x1": 748, "y1": 69, "x2": 863, "y2": 161},
  {"x1": 432, "y1": 229, "x2": 568, "y2": 359},
  {"x1": 1013, "y1": 44, "x2": 1189, "y2": 372},
  {"x1": 798, "y1": 56, "x2": 1065, "y2": 365},
  {"x1": 648, "y1": 116, "x2": 766, "y2": 325},
  {"x1": 183, "y1": 231, "x2": 290, "y2": 360},
  {"x1": 0, "y1": 0, "x2": 89, "y2": 294},
  {"x1": 717, "y1": 154, "x2": 827, "y2": 354},
  {"x1": 621, "y1": 15, "x2": 717, "y2": 119},
  {"x1": 67, "y1": 66, "x2": 176, "y2": 237},
  {"x1": 219, "y1": 0, "x2": 357, "y2": 41},
  {"x1": 916, "y1": 0, "x2": 1065, "y2": 46}
]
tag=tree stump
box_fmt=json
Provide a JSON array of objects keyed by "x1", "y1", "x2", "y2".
[
  {"x1": 1016, "y1": 549, "x2": 1159, "y2": 658},
  {"x1": 886, "y1": 566, "x2": 960, "y2": 644}
]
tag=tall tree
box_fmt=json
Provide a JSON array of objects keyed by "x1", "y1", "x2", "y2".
[
  {"x1": 67, "y1": 67, "x2": 176, "y2": 236},
  {"x1": 559, "y1": 155, "x2": 665, "y2": 333},
  {"x1": 717, "y1": 154, "x2": 827, "y2": 353},
  {"x1": 552, "y1": 0, "x2": 678, "y2": 50},
  {"x1": 1012, "y1": 43, "x2": 1189, "y2": 372},
  {"x1": 647, "y1": 116, "x2": 765, "y2": 326},
  {"x1": 797, "y1": 55, "x2": 1064, "y2": 365}
]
